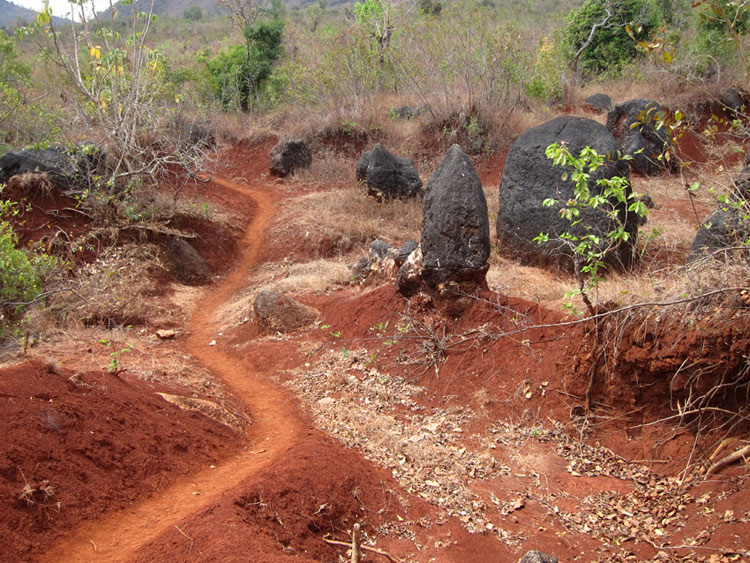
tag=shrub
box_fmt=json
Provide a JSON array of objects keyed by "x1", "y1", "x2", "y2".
[
  {"x1": 183, "y1": 6, "x2": 203, "y2": 20},
  {"x1": 525, "y1": 35, "x2": 564, "y2": 103},
  {"x1": 204, "y1": 19, "x2": 284, "y2": 111},
  {"x1": 0, "y1": 29, "x2": 30, "y2": 146},
  {"x1": 0, "y1": 199, "x2": 56, "y2": 332},
  {"x1": 565, "y1": 0, "x2": 659, "y2": 77}
]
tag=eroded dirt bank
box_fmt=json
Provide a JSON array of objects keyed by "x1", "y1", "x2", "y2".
[{"x1": 1, "y1": 137, "x2": 748, "y2": 562}]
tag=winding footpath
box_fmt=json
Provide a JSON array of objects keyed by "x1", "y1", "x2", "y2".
[{"x1": 40, "y1": 177, "x2": 302, "y2": 562}]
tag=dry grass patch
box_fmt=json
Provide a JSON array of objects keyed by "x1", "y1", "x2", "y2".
[
  {"x1": 272, "y1": 187, "x2": 423, "y2": 261},
  {"x1": 284, "y1": 347, "x2": 520, "y2": 539},
  {"x1": 36, "y1": 244, "x2": 178, "y2": 330}
]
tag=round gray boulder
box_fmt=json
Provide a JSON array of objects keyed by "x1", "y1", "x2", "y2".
[{"x1": 497, "y1": 116, "x2": 636, "y2": 269}]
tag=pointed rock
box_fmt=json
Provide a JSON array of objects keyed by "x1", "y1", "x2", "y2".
[{"x1": 421, "y1": 144, "x2": 490, "y2": 290}]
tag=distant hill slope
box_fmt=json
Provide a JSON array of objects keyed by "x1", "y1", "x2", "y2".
[
  {"x1": 110, "y1": 0, "x2": 343, "y2": 19},
  {"x1": 0, "y1": 0, "x2": 69, "y2": 29},
  {"x1": 109, "y1": 0, "x2": 226, "y2": 19}
]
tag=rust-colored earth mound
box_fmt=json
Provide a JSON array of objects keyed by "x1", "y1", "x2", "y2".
[{"x1": 0, "y1": 362, "x2": 239, "y2": 562}]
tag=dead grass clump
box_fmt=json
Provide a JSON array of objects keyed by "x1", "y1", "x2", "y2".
[
  {"x1": 272, "y1": 187, "x2": 422, "y2": 261},
  {"x1": 4, "y1": 173, "x2": 57, "y2": 202},
  {"x1": 39, "y1": 243, "x2": 177, "y2": 329},
  {"x1": 156, "y1": 393, "x2": 248, "y2": 433}
]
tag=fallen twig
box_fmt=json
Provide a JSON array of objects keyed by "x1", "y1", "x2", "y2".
[
  {"x1": 704, "y1": 445, "x2": 750, "y2": 479},
  {"x1": 323, "y1": 537, "x2": 404, "y2": 563}
]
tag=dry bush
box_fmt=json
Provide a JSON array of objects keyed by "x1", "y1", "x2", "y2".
[
  {"x1": 37, "y1": 244, "x2": 178, "y2": 330},
  {"x1": 272, "y1": 187, "x2": 423, "y2": 261}
]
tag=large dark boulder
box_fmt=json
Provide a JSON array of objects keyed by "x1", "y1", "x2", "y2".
[
  {"x1": 497, "y1": 116, "x2": 635, "y2": 269},
  {"x1": 606, "y1": 99, "x2": 672, "y2": 176},
  {"x1": 722, "y1": 86, "x2": 749, "y2": 118},
  {"x1": 583, "y1": 93, "x2": 613, "y2": 112},
  {"x1": 175, "y1": 117, "x2": 216, "y2": 150},
  {"x1": 0, "y1": 142, "x2": 104, "y2": 191},
  {"x1": 269, "y1": 137, "x2": 312, "y2": 177},
  {"x1": 161, "y1": 238, "x2": 213, "y2": 286},
  {"x1": 421, "y1": 144, "x2": 490, "y2": 290},
  {"x1": 688, "y1": 208, "x2": 748, "y2": 261},
  {"x1": 253, "y1": 290, "x2": 318, "y2": 334},
  {"x1": 356, "y1": 144, "x2": 423, "y2": 200}
]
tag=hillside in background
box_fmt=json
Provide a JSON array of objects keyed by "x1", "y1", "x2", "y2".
[{"x1": 0, "y1": 0, "x2": 69, "y2": 28}]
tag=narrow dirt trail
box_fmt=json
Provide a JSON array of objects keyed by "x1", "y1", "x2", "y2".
[{"x1": 40, "y1": 177, "x2": 304, "y2": 562}]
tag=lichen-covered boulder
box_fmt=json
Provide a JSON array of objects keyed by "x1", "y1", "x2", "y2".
[
  {"x1": 497, "y1": 116, "x2": 635, "y2": 269},
  {"x1": 356, "y1": 144, "x2": 423, "y2": 200},
  {"x1": 421, "y1": 144, "x2": 490, "y2": 290}
]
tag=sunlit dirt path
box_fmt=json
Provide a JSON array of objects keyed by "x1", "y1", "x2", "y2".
[{"x1": 40, "y1": 177, "x2": 304, "y2": 562}]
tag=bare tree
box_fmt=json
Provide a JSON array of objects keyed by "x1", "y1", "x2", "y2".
[{"x1": 35, "y1": 0, "x2": 208, "y2": 193}]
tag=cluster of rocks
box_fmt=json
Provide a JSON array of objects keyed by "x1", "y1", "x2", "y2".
[
  {"x1": 353, "y1": 143, "x2": 490, "y2": 312},
  {"x1": 349, "y1": 91, "x2": 750, "y2": 305}
]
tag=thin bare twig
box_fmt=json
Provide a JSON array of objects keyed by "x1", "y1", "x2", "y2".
[
  {"x1": 323, "y1": 537, "x2": 404, "y2": 563},
  {"x1": 704, "y1": 444, "x2": 750, "y2": 478}
]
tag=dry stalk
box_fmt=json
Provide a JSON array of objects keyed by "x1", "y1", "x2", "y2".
[
  {"x1": 323, "y1": 526, "x2": 405, "y2": 563},
  {"x1": 704, "y1": 444, "x2": 750, "y2": 479}
]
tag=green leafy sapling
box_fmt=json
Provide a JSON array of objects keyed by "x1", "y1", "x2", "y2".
[{"x1": 534, "y1": 142, "x2": 649, "y2": 316}]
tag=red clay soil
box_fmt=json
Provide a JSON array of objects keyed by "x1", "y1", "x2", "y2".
[
  {"x1": 0, "y1": 361, "x2": 238, "y2": 562},
  {"x1": 3, "y1": 131, "x2": 750, "y2": 562}
]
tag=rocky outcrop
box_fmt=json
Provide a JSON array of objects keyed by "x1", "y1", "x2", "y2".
[
  {"x1": 269, "y1": 137, "x2": 312, "y2": 177},
  {"x1": 0, "y1": 142, "x2": 104, "y2": 191},
  {"x1": 421, "y1": 144, "x2": 490, "y2": 290},
  {"x1": 606, "y1": 99, "x2": 672, "y2": 176},
  {"x1": 395, "y1": 240, "x2": 418, "y2": 267},
  {"x1": 497, "y1": 116, "x2": 635, "y2": 269},
  {"x1": 352, "y1": 239, "x2": 399, "y2": 281},
  {"x1": 356, "y1": 144, "x2": 423, "y2": 200},
  {"x1": 253, "y1": 290, "x2": 318, "y2": 334},
  {"x1": 161, "y1": 238, "x2": 213, "y2": 286},
  {"x1": 396, "y1": 244, "x2": 423, "y2": 297}
]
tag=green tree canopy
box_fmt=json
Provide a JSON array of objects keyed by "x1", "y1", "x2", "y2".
[
  {"x1": 205, "y1": 19, "x2": 284, "y2": 111},
  {"x1": 565, "y1": 0, "x2": 659, "y2": 76}
]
